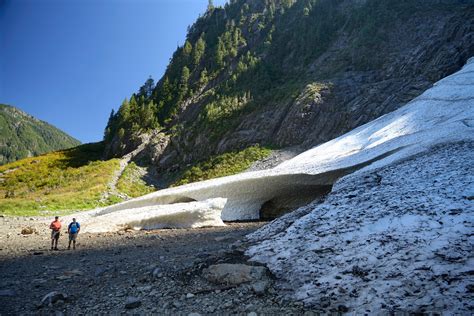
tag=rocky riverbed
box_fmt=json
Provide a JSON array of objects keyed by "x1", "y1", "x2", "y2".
[{"x1": 0, "y1": 218, "x2": 315, "y2": 315}]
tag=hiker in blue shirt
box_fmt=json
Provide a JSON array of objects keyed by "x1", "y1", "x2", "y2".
[{"x1": 67, "y1": 218, "x2": 81, "y2": 250}]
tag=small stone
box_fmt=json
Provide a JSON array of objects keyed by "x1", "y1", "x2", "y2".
[
  {"x1": 152, "y1": 267, "x2": 162, "y2": 278},
  {"x1": 251, "y1": 281, "x2": 269, "y2": 296},
  {"x1": 247, "y1": 312, "x2": 258, "y2": 316},
  {"x1": 40, "y1": 291, "x2": 68, "y2": 307},
  {"x1": 245, "y1": 304, "x2": 255, "y2": 311},
  {"x1": 124, "y1": 297, "x2": 141, "y2": 309},
  {"x1": 207, "y1": 306, "x2": 216, "y2": 313},
  {"x1": 214, "y1": 236, "x2": 229, "y2": 242},
  {"x1": 94, "y1": 267, "x2": 107, "y2": 277},
  {"x1": 137, "y1": 285, "x2": 152, "y2": 292},
  {"x1": 173, "y1": 301, "x2": 182, "y2": 308},
  {"x1": 186, "y1": 293, "x2": 195, "y2": 298},
  {"x1": 188, "y1": 313, "x2": 201, "y2": 316}
]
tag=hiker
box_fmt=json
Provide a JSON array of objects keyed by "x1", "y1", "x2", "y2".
[
  {"x1": 67, "y1": 218, "x2": 81, "y2": 250},
  {"x1": 49, "y1": 216, "x2": 61, "y2": 250}
]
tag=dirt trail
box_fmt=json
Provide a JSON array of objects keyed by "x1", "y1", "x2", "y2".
[
  {"x1": 100, "y1": 135, "x2": 152, "y2": 202},
  {"x1": 0, "y1": 217, "x2": 313, "y2": 315}
]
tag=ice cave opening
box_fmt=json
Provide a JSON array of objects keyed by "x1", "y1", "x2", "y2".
[{"x1": 258, "y1": 184, "x2": 332, "y2": 220}]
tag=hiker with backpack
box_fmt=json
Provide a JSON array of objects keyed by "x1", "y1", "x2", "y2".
[
  {"x1": 67, "y1": 218, "x2": 81, "y2": 250},
  {"x1": 49, "y1": 216, "x2": 61, "y2": 250}
]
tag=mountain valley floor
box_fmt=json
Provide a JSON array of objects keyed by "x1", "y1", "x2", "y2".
[{"x1": 0, "y1": 219, "x2": 315, "y2": 315}]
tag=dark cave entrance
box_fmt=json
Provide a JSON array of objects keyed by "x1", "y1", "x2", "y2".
[{"x1": 259, "y1": 184, "x2": 332, "y2": 220}]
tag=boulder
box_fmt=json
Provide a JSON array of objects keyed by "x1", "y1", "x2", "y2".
[{"x1": 202, "y1": 264, "x2": 269, "y2": 285}]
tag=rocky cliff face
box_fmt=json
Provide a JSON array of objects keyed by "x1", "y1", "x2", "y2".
[{"x1": 105, "y1": 0, "x2": 474, "y2": 182}]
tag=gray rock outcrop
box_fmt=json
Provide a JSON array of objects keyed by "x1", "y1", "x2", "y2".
[{"x1": 203, "y1": 264, "x2": 269, "y2": 285}]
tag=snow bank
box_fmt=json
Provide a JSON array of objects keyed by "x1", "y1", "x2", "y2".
[
  {"x1": 95, "y1": 58, "x2": 474, "y2": 221},
  {"x1": 82, "y1": 198, "x2": 226, "y2": 233},
  {"x1": 243, "y1": 58, "x2": 474, "y2": 313},
  {"x1": 246, "y1": 142, "x2": 474, "y2": 313}
]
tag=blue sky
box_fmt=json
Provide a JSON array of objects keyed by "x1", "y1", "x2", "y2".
[{"x1": 0, "y1": 0, "x2": 227, "y2": 143}]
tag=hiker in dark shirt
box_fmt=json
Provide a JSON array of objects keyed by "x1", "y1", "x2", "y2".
[
  {"x1": 67, "y1": 218, "x2": 81, "y2": 250},
  {"x1": 49, "y1": 216, "x2": 61, "y2": 250}
]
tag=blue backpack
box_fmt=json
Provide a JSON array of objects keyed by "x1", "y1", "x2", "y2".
[{"x1": 69, "y1": 222, "x2": 80, "y2": 234}]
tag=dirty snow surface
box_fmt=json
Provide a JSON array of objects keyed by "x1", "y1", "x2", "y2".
[
  {"x1": 244, "y1": 59, "x2": 474, "y2": 313},
  {"x1": 246, "y1": 141, "x2": 474, "y2": 313},
  {"x1": 94, "y1": 58, "x2": 474, "y2": 222}
]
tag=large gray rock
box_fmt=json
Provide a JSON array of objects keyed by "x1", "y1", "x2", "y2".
[{"x1": 202, "y1": 264, "x2": 269, "y2": 285}]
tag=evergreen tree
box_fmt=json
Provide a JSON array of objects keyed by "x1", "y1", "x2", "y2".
[
  {"x1": 199, "y1": 68, "x2": 209, "y2": 87},
  {"x1": 207, "y1": 0, "x2": 214, "y2": 11},
  {"x1": 104, "y1": 109, "x2": 116, "y2": 141},
  {"x1": 179, "y1": 66, "x2": 190, "y2": 96},
  {"x1": 117, "y1": 98, "x2": 130, "y2": 127},
  {"x1": 129, "y1": 95, "x2": 140, "y2": 131},
  {"x1": 118, "y1": 128, "x2": 125, "y2": 139},
  {"x1": 193, "y1": 36, "x2": 206, "y2": 66},
  {"x1": 138, "y1": 76, "x2": 155, "y2": 99},
  {"x1": 141, "y1": 101, "x2": 159, "y2": 129},
  {"x1": 216, "y1": 38, "x2": 225, "y2": 67},
  {"x1": 183, "y1": 40, "x2": 193, "y2": 58}
]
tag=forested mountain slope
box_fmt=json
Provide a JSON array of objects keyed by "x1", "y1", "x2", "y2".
[
  {"x1": 0, "y1": 104, "x2": 81, "y2": 165},
  {"x1": 104, "y1": 0, "x2": 473, "y2": 184}
]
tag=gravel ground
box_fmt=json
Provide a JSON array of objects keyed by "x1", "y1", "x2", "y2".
[{"x1": 0, "y1": 217, "x2": 315, "y2": 315}]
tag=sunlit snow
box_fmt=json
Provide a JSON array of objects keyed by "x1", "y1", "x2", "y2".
[{"x1": 80, "y1": 198, "x2": 226, "y2": 233}]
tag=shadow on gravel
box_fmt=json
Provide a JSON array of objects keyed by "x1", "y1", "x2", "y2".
[{"x1": 0, "y1": 223, "x2": 266, "y2": 315}]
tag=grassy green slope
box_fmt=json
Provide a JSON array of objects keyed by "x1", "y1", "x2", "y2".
[
  {"x1": 0, "y1": 104, "x2": 81, "y2": 165},
  {"x1": 0, "y1": 142, "x2": 156, "y2": 216},
  {"x1": 173, "y1": 145, "x2": 272, "y2": 186}
]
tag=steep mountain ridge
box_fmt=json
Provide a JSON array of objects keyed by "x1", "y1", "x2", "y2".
[
  {"x1": 104, "y1": 0, "x2": 474, "y2": 185},
  {"x1": 0, "y1": 104, "x2": 81, "y2": 164}
]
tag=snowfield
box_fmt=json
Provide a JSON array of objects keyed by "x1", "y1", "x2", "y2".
[
  {"x1": 85, "y1": 57, "x2": 474, "y2": 225},
  {"x1": 247, "y1": 142, "x2": 474, "y2": 313}
]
